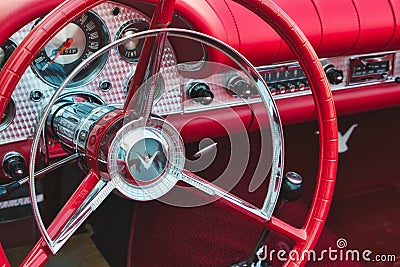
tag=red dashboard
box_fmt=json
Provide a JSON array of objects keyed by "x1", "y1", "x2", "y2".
[
  {"x1": 1, "y1": 0, "x2": 400, "y2": 126},
  {"x1": 0, "y1": 0, "x2": 398, "y2": 266}
]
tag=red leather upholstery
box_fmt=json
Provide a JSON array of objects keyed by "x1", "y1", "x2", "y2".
[
  {"x1": 310, "y1": 0, "x2": 359, "y2": 56},
  {"x1": 226, "y1": 0, "x2": 323, "y2": 65},
  {"x1": 218, "y1": 0, "x2": 399, "y2": 63},
  {"x1": 385, "y1": 0, "x2": 400, "y2": 50},
  {"x1": 1, "y1": 0, "x2": 398, "y2": 65},
  {"x1": 351, "y1": 0, "x2": 395, "y2": 53}
]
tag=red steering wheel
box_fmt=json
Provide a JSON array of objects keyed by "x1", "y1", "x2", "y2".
[{"x1": 0, "y1": 0, "x2": 338, "y2": 266}]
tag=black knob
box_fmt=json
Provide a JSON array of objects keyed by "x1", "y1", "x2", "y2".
[
  {"x1": 280, "y1": 171, "x2": 303, "y2": 202},
  {"x1": 227, "y1": 76, "x2": 253, "y2": 99},
  {"x1": 187, "y1": 82, "x2": 214, "y2": 105},
  {"x1": 325, "y1": 65, "x2": 344, "y2": 85},
  {"x1": 395, "y1": 77, "x2": 400, "y2": 84},
  {"x1": 2, "y1": 153, "x2": 27, "y2": 180}
]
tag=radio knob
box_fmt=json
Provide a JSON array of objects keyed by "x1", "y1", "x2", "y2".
[
  {"x1": 296, "y1": 81, "x2": 305, "y2": 90},
  {"x1": 286, "y1": 83, "x2": 296, "y2": 92},
  {"x1": 187, "y1": 82, "x2": 214, "y2": 105},
  {"x1": 277, "y1": 84, "x2": 286, "y2": 94},
  {"x1": 268, "y1": 84, "x2": 277, "y2": 95},
  {"x1": 325, "y1": 65, "x2": 344, "y2": 85}
]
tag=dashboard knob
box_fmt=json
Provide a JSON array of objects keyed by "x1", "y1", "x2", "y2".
[
  {"x1": 187, "y1": 82, "x2": 214, "y2": 105},
  {"x1": 277, "y1": 84, "x2": 286, "y2": 94},
  {"x1": 286, "y1": 82, "x2": 296, "y2": 92},
  {"x1": 325, "y1": 65, "x2": 344, "y2": 85},
  {"x1": 280, "y1": 171, "x2": 303, "y2": 202},
  {"x1": 2, "y1": 152, "x2": 27, "y2": 180},
  {"x1": 227, "y1": 76, "x2": 252, "y2": 99},
  {"x1": 295, "y1": 80, "x2": 306, "y2": 90},
  {"x1": 269, "y1": 86, "x2": 277, "y2": 95}
]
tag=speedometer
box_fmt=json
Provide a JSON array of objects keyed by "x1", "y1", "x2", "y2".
[{"x1": 32, "y1": 11, "x2": 109, "y2": 88}]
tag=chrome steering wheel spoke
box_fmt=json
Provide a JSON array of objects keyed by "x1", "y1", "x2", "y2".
[
  {"x1": 39, "y1": 170, "x2": 116, "y2": 254},
  {"x1": 180, "y1": 169, "x2": 268, "y2": 219},
  {"x1": 124, "y1": 0, "x2": 175, "y2": 121},
  {"x1": 125, "y1": 32, "x2": 168, "y2": 123},
  {"x1": 179, "y1": 169, "x2": 306, "y2": 243}
]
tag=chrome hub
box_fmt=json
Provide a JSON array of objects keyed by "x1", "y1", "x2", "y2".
[
  {"x1": 107, "y1": 118, "x2": 185, "y2": 201},
  {"x1": 124, "y1": 130, "x2": 168, "y2": 183}
]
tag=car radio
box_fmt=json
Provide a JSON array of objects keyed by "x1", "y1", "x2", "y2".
[
  {"x1": 256, "y1": 60, "x2": 344, "y2": 96},
  {"x1": 348, "y1": 52, "x2": 395, "y2": 85},
  {"x1": 257, "y1": 63, "x2": 309, "y2": 95}
]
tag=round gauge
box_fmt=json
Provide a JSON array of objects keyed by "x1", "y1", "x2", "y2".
[
  {"x1": 32, "y1": 11, "x2": 109, "y2": 88},
  {"x1": 0, "y1": 99, "x2": 16, "y2": 130},
  {"x1": 116, "y1": 20, "x2": 149, "y2": 63},
  {"x1": 0, "y1": 39, "x2": 17, "y2": 70}
]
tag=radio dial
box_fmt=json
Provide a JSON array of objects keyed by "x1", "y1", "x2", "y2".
[
  {"x1": 286, "y1": 82, "x2": 296, "y2": 92},
  {"x1": 324, "y1": 65, "x2": 344, "y2": 85},
  {"x1": 296, "y1": 80, "x2": 306, "y2": 90},
  {"x1": 277, "y1": 84, "x2": 286, "y2": 94}
]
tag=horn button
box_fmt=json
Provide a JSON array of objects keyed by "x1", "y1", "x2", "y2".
[
  {"x1": 107, "y1": 118, "x2": 185, "y2": 201},
  {"x1": 126, "y1": 137, "x2": 168, "y2": 182}
]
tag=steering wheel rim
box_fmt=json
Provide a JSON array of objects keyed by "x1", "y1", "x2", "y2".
[{"x1": 0, "y1": 0, "x2": 337, "y2": 266}]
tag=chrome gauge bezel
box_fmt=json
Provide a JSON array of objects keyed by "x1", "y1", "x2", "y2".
[
  {"x1": 114, "y1": 18, "x2": 150, "y2": 63},
  {"x1": 0, "y1": 98, "x2": 16, "y2": 131},
  {"x1": 30, "y1": 11, "x2": 110, "y2": 89},
  {"x1": 0, "y1": 39, "x2": 17, "y2": 70}
]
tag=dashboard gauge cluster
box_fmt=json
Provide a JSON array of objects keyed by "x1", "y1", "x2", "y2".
[
  {"x1": 32, "y1": 11, "x2": 110, "y2": 88},
  {"x1": 0, "y1": 2, "x2": 180, "y2": 144}
]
